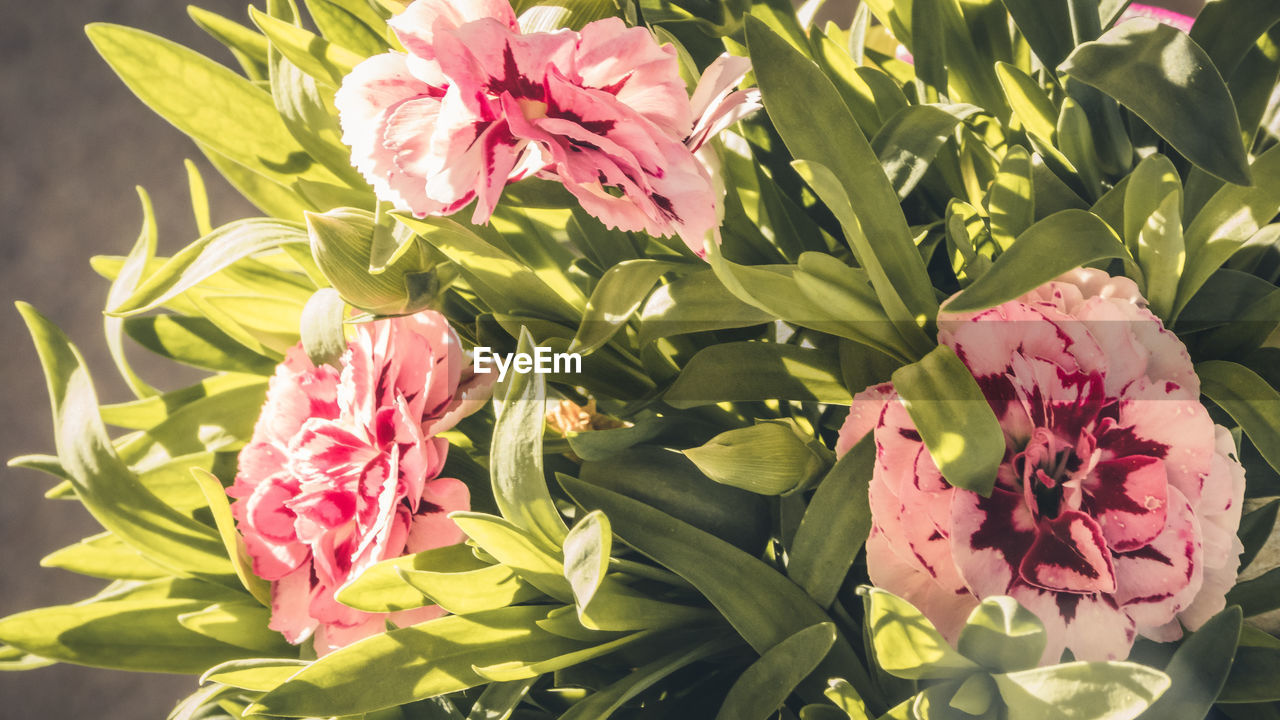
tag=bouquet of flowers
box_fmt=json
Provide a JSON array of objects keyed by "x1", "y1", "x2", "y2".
[{"x1": 3, "y1": 0, "x2": 1279, "y2": 717}]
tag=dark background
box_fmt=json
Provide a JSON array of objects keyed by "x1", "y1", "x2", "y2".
[{"x1": 0, "y1": 0, "x2": 1207, "y2": 718}]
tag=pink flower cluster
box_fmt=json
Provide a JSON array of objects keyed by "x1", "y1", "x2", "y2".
[
  {"x1": 841, "y1": 270, "x2": 1245, "y2": 664},
  {"x1": 335, "y1": 0, "x2": 758, "y2": 255},
  {"x1": 229, "y1": 310, "x2": 492, "y2": 654}
]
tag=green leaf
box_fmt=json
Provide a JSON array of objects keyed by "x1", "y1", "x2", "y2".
[
  {"x1": 665, "y1": 342, "x2": 852, "y2": 408},
  {"x1": 790, "y1": 160, "x2": 937, "y2": 349},
  {"x1": 1239, "y1": 499, "x2": 1280, "y2": 571},
  {"x1": 1197, "y1": 361, "x2": 1280, "y2": 475},
  {"x1": 1136, "y1": 606, "x2": 1240, "y2": 719},
  {"x1": 987, "y1": 146, "x2": 1035, "y2": 252},
  {"x1": 398, "y1": 562, "x2": 543, "y2": 616},
  {"x1": 715, "y1": 623, "x2": 838, "y2": 720},
  {"x1": 336, "y1": 543, "x2": 488, "y2": 613},
  {"x1": 684, "y1": 419, "x2": 833, "y2": 495},
  {"x1": 787, "y1": 435, "x2": 874, "y2": 608},
  {"x1": 576, "y1": 447, "x2": 769, "y2": 555},
  {"x1": 1175, "y1": 144, "x2": 1280, "y2": 320},
  {"x1": 1061, "y1": 19, "x2": 1250, "y2": 186},
  {"x1": 1056, "y1": 98, "x2": 1103, "y2": 199},
  {"x1": 40, "y1": 531, "x2": 169, "y2": 580},
  {"x1": 309, "y1": 209, "x2": 442, "y2": 316},
  {"x1": 559, "y1": 476, "x2": 882, "y2": 710},
  {"x1": 892, "y1": 345, "x2": 1004, "y2": 496},
  {"x1": 1123, "y1": 155, "x2": 1181, "y2": 254},
  {"x1": 947, "y1": 210, "x2": 1130, "y2": 312},
  {"x1": 86, "y1": 24, "x2": 340, "y2": 187},
  {"x1": 993, "y1": 661, "x2": 1170, "y2": 720},
  {"x1": 201, "y1": 658, "x2": 309, "y2": 692},
  {"x1": 105, "y1": 188, "x2": 161, "y2": 398},
  {"x1": 637, "y1": 269, "x2": 772, "y2": 344},
  {"x1": 464, "y1": 678, "x2": 535, "y2": 720},
  {"x1": 100, "y1": 374, "x2": 263, "y2": 429},
  {"x1": 114, "y1": 380, "x2": 268, "y2": 467},
  {"x1": 489, "y1": 328, "x2": 570, "y2": 546},
  {"x1": 109, "y1": 219, "x2": 309, "y2": 315},
  {"x1": 304, "y1": 0, "x2": 389, "y2": 57},
  {"x1": 395, "y1": 213, "x2": 583, "y2": 321},
  {"x1": 451, "y1": 513, "x2": 571, "y2": 601},
  {"x1": 1189, "y1": 0, "x2": 1280, "y2": 80},
  {"x1": 123, "y1": 315, "x2": 278, "y2": 375},
  {"x1": 268, "y1": 43, "x2": 369, "y2": 188},
  {"x1": 473, "y1": 629, "x2": 655, "y2": 682},
  {"x1": 825, "y1": 677, "x2": 872, "y2": 720},
  {"x1": 252, "y1": 607, "x2": 586, "y2": 717},
  {"x1": 187, "y1": 7, "x2": 270, "y2": 82},
  {"x1": 862, "y1": 588, "x2": 979, "y2": 680},
  {"x1": 177, "y1": 600, "x2": 294, "y2": 654},
  {"x1": 1226, "y1": 567, "x2": 1280, "y2": 616},
  {"x1": 747, "y1": 17, "x2": 936, "y2": 324},
  {"x1": 570, "y1": 260, "x2": 685, "y2": 354},
  {"x1": 17, "y1": 303, "x2": 234, "y2": 581},
  {"x1": 0, "y1": 597, "x2": 250, "y2": 674},
  {"x1": 300, "y1": 288, "x2": 347, "y2": 368},
  {"x1": 563, "y1": 510, "x2": 611, "y2": 613},
  {"x1": 872, "y1": 104, "x2": 982, "y2": 199},
  {"x1": 555, "y1": 636, "x2": 735, "y2": 720},
  {"x1": 1000, "y1": 0, "x2": 1073, "y2": 69},
  {"x1": 957, "y1": 597, "x2": 1046, "y2": 673},
  {"x1": 995, "y1": 62, "x2": 1059, "y2": 144},
  {"x1": 1220, "y1": 626, "x2": 1280, "y2": 703},
  {"x1": 192, "y1": 468, "x2": 274, "y2": 606}
]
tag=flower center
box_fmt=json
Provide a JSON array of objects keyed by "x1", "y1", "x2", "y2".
[
  {"x1": 1014, "y1": 428, "x2": 1089, "y2": 520},
  {"x1": 1031, "y1": 449, "x2": 1074, "y2": 518}
]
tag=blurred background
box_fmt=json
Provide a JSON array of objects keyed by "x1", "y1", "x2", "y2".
[{"x1": 0, "y1": 0, "x2": 1207, "y2": 717}]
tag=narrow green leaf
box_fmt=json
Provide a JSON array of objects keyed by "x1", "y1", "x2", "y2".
[
  {"x1": 451, "y1": 513, "x2": 571, "y2": 601},
  {"x1": 336, "y1": 543, "x2": 488, "y2": 613},
  {"x1": 201, "y1": 658, "x2": 310, "y2": 692},
  {"x1": 563, "y1": 510, "x2": 611, "y2": 612},
  {"x1": 304, "y1": 0, "x2": 388, "y2": 57},
  {"x1": 464, "y1": 678, "x2": 535, "y2": 720},
  {"x1": 17, "y1": 303, "x2": 234, "y2": 580},
  {"x1": 187, "y1": 6, "x2": 271, "y2": 81},
  {"x1": 1197, "y1": 361, "x2": 1280, "y2": 475},
  {"x1": 872, "y1": 104, "x2": 982, "y2": 199},
  {"x1": 1239, "y1": 499, "x2": 1280, "y2": 571},
  {"x1": 86, "y1": 24, "x2": 340, "y2": 187},
  {"x1": 1136, "y1": 606, "x2": 1240, "y2": 720},
  {"x1": 1226, "y1": 567, "x2": 1280, "y2": 616},
  {"x1": 0, "y1": 598, "x2": 250, "y2": 674},
  {"x1": 105, "y1": 188, "x2": 161, "y2": 398},
  {"x1": 489, "y1": 328, "x2": 570, "y2": 546},
  {"x1": 715, "y1": 623, "x2": 838, "y2": 720},
  {"x1": 252, "y1": 607, "x2": 585, "y2": 717},
  {"x1": 665, "y1": 342, "x2": 852, "y2": 408},
  {"x1": 398, "y1": 562, "x2": 543, "y2": 616},
  {"x1": 123, "y1": 315, "x2": 278, "y2": 375},
  {"x1": 570, "y1": 260, "x2": 685, "y2": 354},
  {"x1": 1220, "y1": 626, "x2": 1280, "y2": 703},
  {"x1": 1136, "y1": 190, "x2": 1184, "y2": 321},
  {"x1": 995, "y1": 63, "x2": 1058, "y2": 144},
  {"x1": 1176, "y1": 144, "x2": 1280, "y2": 320},
  {"x1": 192, "y1": 468, "x2": 274, "y2": 606},
  {"x1": 473, "y1": 629, "x2": 655, "y2": 682},
  {"x1": 787, "y1": 435, "x2": 874, "y2": 608},
  {"x1": 177, "y1": 600, "x2": 294, "y2": 654},
  {"x1": 1061, "y1": 19, "x2": 1250, "y2": 186},
  {"x1": 747, "y1": 17, "x2": 936, "y2": 323},
  {"x1": 1189, "y1": 0, "x2": 1280, "y2": 79},
  {"x1": 987, "y1": 146, "x2": 1035, "y2": 252},
  {"x1": 947, "y1": 210, "x2": 1130, "y2": 312},
  {"x1": 1000, "y1": 0, "x2": 1073, "y2": 69},
  {"x1": 309, "y1": 209, "x2": 441, "y2": 316},
  {"x1": 40, "y1": 532, "x2": 168, "y2": 580},
  {"x1": 110, "y1": 219, "x2": 308, "y2": 315},
  {"x1": 638, "y1": 269, "x2": 773, "y2": 344},
  {"x1": 560, "y1": 476, "x2": 883, "y2": 710},
  {"x1": 892, "y1": 345, "x2": 1004, "y2": 496}
]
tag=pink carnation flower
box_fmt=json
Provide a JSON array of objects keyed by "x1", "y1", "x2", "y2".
[
  {"x1": 230, "y1": 310, "x2": 493, "y2": 654},
  {"x1": 841, "y1": 269, "x2": 1245, "y2": 664},
  {"x1": 335, "y1": 0, "x2": 758, "y2": 255}
]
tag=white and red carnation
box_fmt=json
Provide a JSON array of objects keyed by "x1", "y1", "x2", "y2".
[
  {"x1": 335, "y1": 0, "x2": 759, "y2": 255},
  {"x1": 841, "y1": 269, "x2": 1245, "y2": 664},
  {"x1": 229, "y1": 310, "x2": 493, "y2": 654}
]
